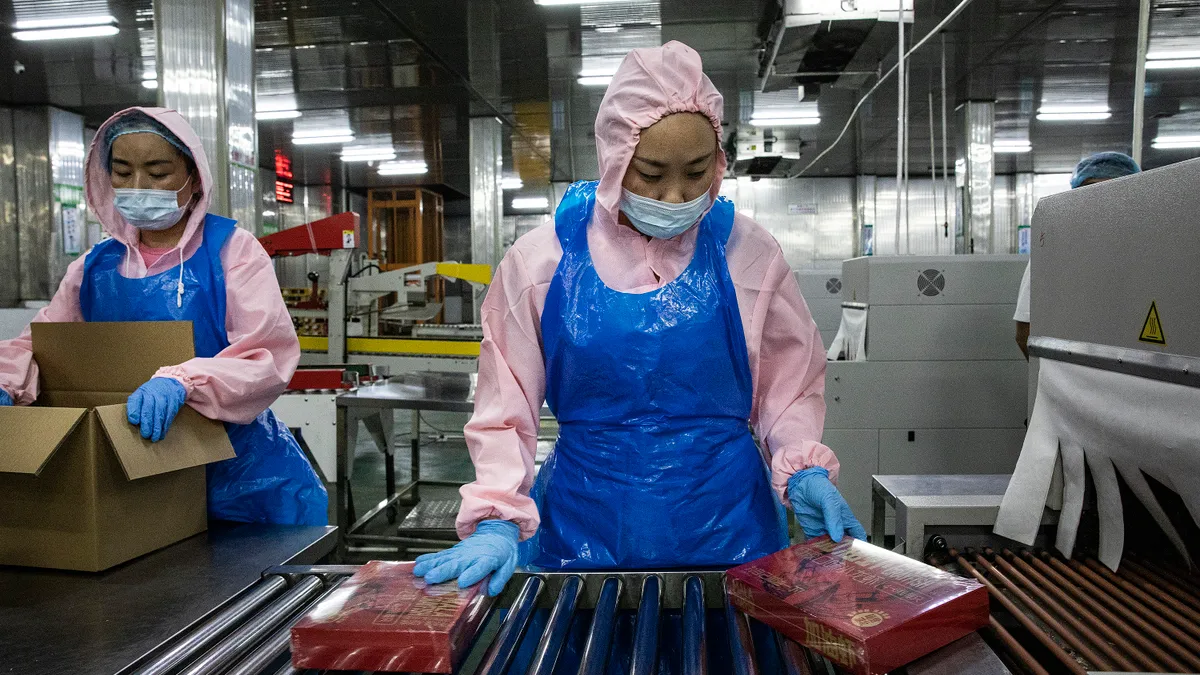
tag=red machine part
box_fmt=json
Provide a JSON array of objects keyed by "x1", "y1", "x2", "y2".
[
  {"x1": 259, "y1": 212, "x2": 361, "y2": 257},
  {"x1": 287, "y1": 369, "x2": 351, "y2": 391}
]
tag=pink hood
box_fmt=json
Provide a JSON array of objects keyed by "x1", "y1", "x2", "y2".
[
  {"x1": 85, "y1": 107, "x2": 214, "y2": 266},
  {"x1": 594, "y1": 40, "x2": 727, "y2": 221}
]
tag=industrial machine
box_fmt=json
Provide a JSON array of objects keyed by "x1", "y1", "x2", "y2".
[
  {"x1": 259, "y1": 212, "x2": 491, "y2": 374},
  {"x1": 824, "y1": 254, "x2": 1030, "y2": 524},
  {"x1": 794, "y1": 268, "x2": 843, "y2": 348},
  {"x1": 872, "y1": 158, "x2": 1200, "y2": 675}
]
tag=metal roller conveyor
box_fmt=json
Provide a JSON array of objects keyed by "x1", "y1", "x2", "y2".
[
  {"x1": 576, "y1": 576, "x2": 622, "y2": 675},
  {"x1": 629, "y1": 575, "x2": 661, "y2": 675},
  {"x1": 682, "y1": 576, "x2": 706, "y2": 675},
  {"x1": 123, "y1": 565, "x2": 1006, "y2": 675}
]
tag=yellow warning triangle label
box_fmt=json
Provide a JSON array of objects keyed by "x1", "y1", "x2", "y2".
[{"x1": 1139, "y1": 301, "x2": 1166, "y2": 345}]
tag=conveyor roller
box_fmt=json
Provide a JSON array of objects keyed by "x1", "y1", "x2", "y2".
[{"x1": 118, "y1": 566, "x2": 842, "y2": 675}]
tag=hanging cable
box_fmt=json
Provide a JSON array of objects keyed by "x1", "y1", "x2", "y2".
[{"x1": 791, "y1": 0, "x2": 979, "y2": 178}]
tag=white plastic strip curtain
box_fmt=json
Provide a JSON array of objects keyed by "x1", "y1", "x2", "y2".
[
  {"x1": 994, "y1": 358, "x2": 1200, "y2": 571},
  {"x1": 825, "y1": 306, "x2": 866, "y2": 361}
]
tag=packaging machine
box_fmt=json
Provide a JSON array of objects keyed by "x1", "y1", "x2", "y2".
[
  {"x1": 260, "y1": 213, "x2": 490, "y2": 375},
  {"x1": 824, "y1": 254, "x2": 1030, "y2": 526}
]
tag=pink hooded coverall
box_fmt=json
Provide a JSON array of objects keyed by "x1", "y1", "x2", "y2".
[
  {"x1": 457, "y1": 41, "x2": 840, "y2": 541},
  {"x1": 0, "y1": 107, "x2": 301, "y2": 427}
]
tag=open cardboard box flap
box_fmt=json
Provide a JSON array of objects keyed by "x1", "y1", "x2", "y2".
[
  {"x1": 0, "y1": 406, "x2": 88, "y2": 475},
  {"x1": 94, "y1": 405, "x2": 235, "y2": 480}
]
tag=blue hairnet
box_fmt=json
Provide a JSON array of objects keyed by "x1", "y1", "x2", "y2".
[
  {"x1": 102, "y1": 111, "x2": 193, "y2": 171},
  {"x1": 1070, "y1": 151, "x2": 1141, "y2": 189}
]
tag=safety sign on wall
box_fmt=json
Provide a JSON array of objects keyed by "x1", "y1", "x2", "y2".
[{"x1": 1139, "y1": 301, "x2": 1166, "y2": 345}]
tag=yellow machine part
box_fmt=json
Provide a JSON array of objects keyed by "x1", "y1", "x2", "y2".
[
  {"x1": 435, "y1": 262, "x2": 492, "y2": 285},
  {"x1": 298, "y1": 335, "x2": 481, "y2": 357}
]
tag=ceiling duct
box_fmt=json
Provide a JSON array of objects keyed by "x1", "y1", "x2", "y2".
[{"x1": 758, "y1": 0, "x2": 910, "y2": 93}]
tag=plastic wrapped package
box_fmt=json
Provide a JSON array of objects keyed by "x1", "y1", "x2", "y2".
[
  {"x1": 726, "y1": 536, "x2": 988, "y2": 675},
  {"x1": 291, "y1": 561, "x2": 494, "y2": 673}
]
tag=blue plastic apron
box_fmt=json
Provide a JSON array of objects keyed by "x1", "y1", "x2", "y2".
[
  {"x1": 80, "y1": 214, "x2": 328, "y2": 526},
  {"x1": 527, "y1": 181, "x2": 787, "y2": 570}
]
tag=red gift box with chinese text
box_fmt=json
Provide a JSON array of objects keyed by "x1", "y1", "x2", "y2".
[
  {"x1": 291, "y1": 561, "x2": 494, "y2": 673},
  {"x1": 726, "y1": 537, "x2": 988, "y2": 675}
]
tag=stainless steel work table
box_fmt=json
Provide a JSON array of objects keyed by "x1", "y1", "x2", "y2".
[
  {"x1": 0, "y1": 522, "x2": 335, "y2": 675},
  {"x1": 335, "y1": 372, "x2": 479, "y2": 559}
]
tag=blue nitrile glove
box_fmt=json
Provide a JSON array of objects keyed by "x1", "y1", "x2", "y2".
[
  {"x1": 788, "y1": 467, "x2": 868, "y2": 543},
  {"x1": 0, "y1": 389, "x2": 12, "y2": 406},
  {"x1": 126, "y1": 377, "x2": 188, "y2": 442},
  {"x1": 412, "y1": 520, "x2": 520, "y2": 597}
]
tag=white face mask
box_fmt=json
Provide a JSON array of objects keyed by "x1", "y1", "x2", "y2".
[
  {"x1": 113, "y1": 178, "x2": 194, "y2": 231},
  {"x1": 620, "y1": 188, "x2": 713, "y2": 239}
]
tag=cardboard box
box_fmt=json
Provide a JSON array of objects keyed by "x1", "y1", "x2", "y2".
[
  {"x1": 291, "y1": 561, "x2": 495, "y2": 673},
  {"x1": 0, "y1": 322, "x2": 235, "y2": 572},
  {"x1": 726, "y1": 537, "x2": 989, "y2": 675}
]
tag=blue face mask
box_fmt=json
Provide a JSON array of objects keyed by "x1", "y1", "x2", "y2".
[
  {"x1": 620, "y1": 188, "x2": 713, "y2": 239},
  {"x1": 113, "y1": 178, "x2": 193, "y2": 231}
]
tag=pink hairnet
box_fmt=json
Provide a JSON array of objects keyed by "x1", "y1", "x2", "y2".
[{"x1": 594, "y1": 40, "x2": 726, "y2": 218}]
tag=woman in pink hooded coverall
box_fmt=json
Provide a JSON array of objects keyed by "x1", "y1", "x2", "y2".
[
  {"x1": 416, "y1": 42, "x2": 866, "y2": 597},
  {"x1": 0, "y1": 107, "x2": 327, "y2": 525}
]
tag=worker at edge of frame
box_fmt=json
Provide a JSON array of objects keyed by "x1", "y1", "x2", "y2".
[
  {"x1": 413, "y1": 41, "x2": 866, "y2": 598},
  {"x1": 1014, "y1": 151, "x2": 1142, "y2": 359},
  {"x1": 0, "y1": 107, "x2": 327, "y2": 526}
]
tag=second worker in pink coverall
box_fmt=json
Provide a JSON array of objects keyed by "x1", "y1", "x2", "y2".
[{"x1": 415, "y1": 41, "x2": 865, "y2": 597}]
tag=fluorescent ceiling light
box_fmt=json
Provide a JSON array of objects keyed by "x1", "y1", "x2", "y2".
[
  {"x1": 141, "y1": 69, "x2": 156, "y2": 80},
  {"x1": 1145, "y1": 58, "x2": 1200, "y2": 70},
  {"x1": 14, "y1": 14, "x2": 115, "y2": 29},
  {"x1": 749, "y1": 117, "x2": 820, "y2": 127},
  {"x1": 993, "y1": 140, "x2": 1031, "y2": 153},
  {"x1": 1036, "y1": 111, "x2": 1111, "y2": 121},
  {"x1": 141, "y1": 78, "x2": 158, "y2": 89},
  {"x1": 13, "y1": 24, "x2": 119, "y2": 41},
  {"x1": 377, "y1": 160, "x2": 428, "y2": 176},
  {"x1": 256, "y1": 109, "x2": 302, "y2": 120},
  {"x1": 340, "y1": 147, "x2": 397, "y2": 162},
  {"x1": 1151, "y1": 135, "x2": 1200, "y2": 149},
  {"x1": 501, "y1": 176, "x2": 524, "y2": 190},
  {"x1": 292, "y1": 133, "x2": 355, "y2": 145},
  {"x1": 511, "y1": 196, "x2": 550, "y2": 210},
  {"x1": 535, "y1": 0, "x2": 630, "y2": 5},
  {"x1": 1036, "y1": 106, "x2": 1110, "y2": 122},
  {"x1": 1147, "y1": 49, "x2": 1200, "y2": 60},
  {"x1": 577, "y1": 75, "x2": 613, "y2": 87}
]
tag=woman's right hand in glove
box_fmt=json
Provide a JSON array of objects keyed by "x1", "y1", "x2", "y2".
[{"x1": 412, "y1": 519, "x2": 520, "y2": 597}]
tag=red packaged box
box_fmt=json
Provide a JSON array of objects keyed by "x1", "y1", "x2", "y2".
[
  {"x1": 726, "y1": 537, "x2": 988, "y2": 675},
  {"x1": 291, "y1": 561, "x2": 495, "y2": 673}
]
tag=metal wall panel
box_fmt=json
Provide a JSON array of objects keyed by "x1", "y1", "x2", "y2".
[
  {"x1": 992, "y1": 174, "x2": 1015, "y2": 254},
  {"x1": 0, "y1": 108, "x2": 16, "y2": 307},
  {"x1": 873, "y1": 177, "x2": 955, "y2": 256},
  {"x1": 469, "y1": 117, "x2": 503, "y2": 268},
  {"x1": 47, "y1": 107, "x2": 85, "y2": 287},
  {"x1": 956, "y1": 101, "x2": 995, "y2": 253},
  {"x1": 721, "y1": 177, "x2": 855, "y2": 268},
  {"x1": 14, "y1": 109, "x2": 51, "y2": 301},
  {"x1": 157, "y1": 0, "x2": 226, "y2": 215},
  {"x1": 225, "y1": 0, "x2": 257, "y2": 232}
]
